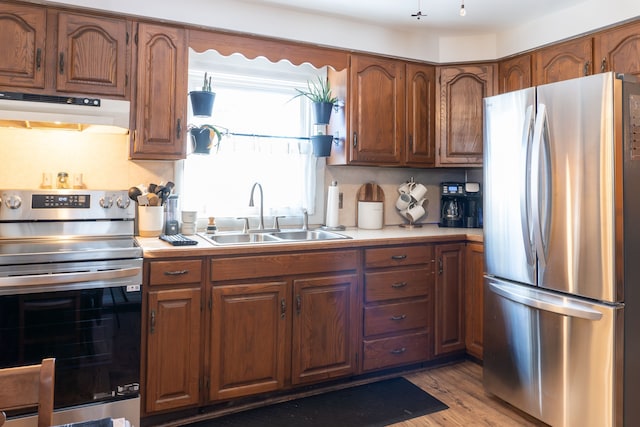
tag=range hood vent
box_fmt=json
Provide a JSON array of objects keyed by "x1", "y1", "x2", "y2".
[{"x1": 0, "y1": 91, "x2": 130, "y2": 133}]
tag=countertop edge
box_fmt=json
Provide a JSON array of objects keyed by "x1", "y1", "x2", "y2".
[{"x1": 136, "y1": 225, "x2": 483, "y2": 258}]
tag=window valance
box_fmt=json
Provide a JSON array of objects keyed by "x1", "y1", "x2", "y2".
[{"x1": 189, "y1": 29, "x2": 349, "y2": 71}]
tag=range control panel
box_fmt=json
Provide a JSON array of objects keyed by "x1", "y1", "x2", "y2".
[{"x1": 32, "y1": 194, "x2": 90, "y2": 209}]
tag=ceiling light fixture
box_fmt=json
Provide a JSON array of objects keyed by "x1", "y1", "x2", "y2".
[
  {"x1": 459, "y1": 0, "x2": 466, "y2": 16},
  {"x1": 411, "y1": 0, "x2": 425, "y2": 20}
]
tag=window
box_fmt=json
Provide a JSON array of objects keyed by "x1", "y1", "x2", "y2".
[{"x1": 181, "y1": 50, "x2": 326, "y2": 222}]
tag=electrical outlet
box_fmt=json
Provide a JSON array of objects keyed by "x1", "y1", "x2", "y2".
[{"x1": 339, "y1": 192, "x2": 343, "y2": 209}]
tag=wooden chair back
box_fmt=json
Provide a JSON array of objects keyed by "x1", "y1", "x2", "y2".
[{"x1": 0, "y1": 358, "x2": 55, "y2": 427}]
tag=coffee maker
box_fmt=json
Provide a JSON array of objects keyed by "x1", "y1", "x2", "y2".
[{"x1": 439, "y1": 182, "x2": 482, "y2": 228}]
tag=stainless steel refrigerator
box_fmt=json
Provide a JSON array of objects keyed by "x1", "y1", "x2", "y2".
[{"x1": 483, "y1": 72, "x2": 640, "y2": 427}]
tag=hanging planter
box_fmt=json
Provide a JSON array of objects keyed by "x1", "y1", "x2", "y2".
[
  {"x1": 291, "y1": 76, "x2": 338, "y2": 124},
  {"x1": 311, "y1": 134, "x2": 334, "y2": 157},
  {"x1": 189, "y1": 124, "x2": 222, "y2": 155},
  {"x1": 313, "y1": 101, "x2": 334, "y2": 125},
  {"x1": 189, "y1": 72, "x2": 216, "y2": 117},
  {"x1": 189, "y1": 91, "x2": 215, "y2": 117}
]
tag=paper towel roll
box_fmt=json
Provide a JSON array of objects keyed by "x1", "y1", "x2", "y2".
[{"x1": 326, "y1": 181, "x2": 340, "y2": 228}]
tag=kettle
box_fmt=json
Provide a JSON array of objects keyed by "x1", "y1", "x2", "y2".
[{"x1": 442, "y1": 199, "x2": 461, "y2": 220}]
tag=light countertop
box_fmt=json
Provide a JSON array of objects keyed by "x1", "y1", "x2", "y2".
[{"x1": 136, "y1": 224, "x2": 483, "y2": 258}]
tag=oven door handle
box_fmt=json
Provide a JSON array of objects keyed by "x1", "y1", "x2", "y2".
[{"x1": 0, "y1": 267, "x2": 141, "y2": 288}]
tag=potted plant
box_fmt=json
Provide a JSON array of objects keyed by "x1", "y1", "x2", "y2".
[
  {"x1": 188, "y1": 123, "x2": 223, "y2": 155},
  {"x1": 189, "y1": 72, "x2": 216, "y2": 117},
  {"x1": 293, "y1": 76, "x2": 338, "y2": 125}
]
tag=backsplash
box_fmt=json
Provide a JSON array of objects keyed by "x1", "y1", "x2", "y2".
[
  {"x1": 326, "y1": 165, "x2": 482, "y2": 227},
  {"x1": 0, "y1": 128, "x2": 174, "y2": 190}
]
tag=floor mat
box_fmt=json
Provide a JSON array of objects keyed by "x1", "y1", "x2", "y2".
[{"x1": 187, "y1": 377, "x2": 448, "y2": 427}]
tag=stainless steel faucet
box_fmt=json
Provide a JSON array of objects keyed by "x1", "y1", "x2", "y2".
[
  {"x1": 249, "y1": 182, "x2": 265, "y2": 230},
  {"x1": 301, "y1": 208, "x2": 308, "y2": 230}
]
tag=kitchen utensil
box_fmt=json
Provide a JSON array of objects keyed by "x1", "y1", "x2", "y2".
[
  {"x1": 137, "y1": 194, "x2": 149, "y2": 206},
  {"x1": 147, "y1": 193, "x2": 160, "y2": 206},
  {"x1": 128, "y1": 186, "x2": 142, "y2": 202}
]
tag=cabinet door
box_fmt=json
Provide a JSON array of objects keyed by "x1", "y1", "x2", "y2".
[
  {"x1": 465, "y1": 243, "x2": 484, "y2": 360},
  {"x1": 146, "y1": 287, "x2": 201, "y2": 413},
  {"x1": 405, "y1": 63, "x2": 436, "y2": 167},
  {"x1": 291, "y1": 274, "x2": 357, "y2": 385},
  {"x1": 210, "y1": 281, "x2": 287, "y2": 401},
  {"x1": 434, "y1": 243, "x2": 465, "y2": 356},
  {"x1": 594, "y1": 21, "x2": 640, "y2": 78},
  {"x1": 499, "y1": 54, "x2": 532, "y2": 93},
  {"x1": 0, "y1": 3, "x2": 46, "y2": 89},
  {"x1": 131, "y1": 23, "x2": 187, "y2": 160},
  {"x1": 56, "y1": 12, "x2": 130, "y2": 97},
  {"x1": 436, "y1": 64, "x2": 495, "y2": 166},
  {"x1": 534, "y1": 37, "x2": 593, "y2": 85},
  {"x1": 350, "y1": 55, "x2": 404, "y2": 165}
]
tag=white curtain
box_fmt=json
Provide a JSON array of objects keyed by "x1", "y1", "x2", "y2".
[{"x1": 182, "y1": 134, "x2": 316, "y2": 218}]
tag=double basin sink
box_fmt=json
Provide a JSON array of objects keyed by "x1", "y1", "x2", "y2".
[{"x1": 200, "y1": 229, "x2": 351, "y2": 246}]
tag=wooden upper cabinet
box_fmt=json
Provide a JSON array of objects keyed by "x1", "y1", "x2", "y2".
[
  {"x1": 56, "y1": 12, "x2": 130, "y2": 97},
  {"x1": 405, "y1": 63, "x2": 436, "y2": 167},
  {"x1": 534, "y1": 37, "x2": 593, "y2": 85},
  {"x1": 131, "y1": 23, "x2": 187, "y2": 160},
  {"x1": 0, "y1": 3, "x2": 47, "y2": 89},
  {"x1": 349, "y1": 55, "x2": 405, "y2": 165},
  {"x1": 437, "y1": 64, "x2": 495, "y2": 166},
  {"x1": 594, "y1": 20, "x2": 640, "y2": 77},
  {"x1": 499, "y1": 54, "x2": 532, "y2": 93}
]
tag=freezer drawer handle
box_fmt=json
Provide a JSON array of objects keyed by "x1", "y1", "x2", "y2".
[{"x1": 488, "y1": 282, "x2": 603, "y2": 321}]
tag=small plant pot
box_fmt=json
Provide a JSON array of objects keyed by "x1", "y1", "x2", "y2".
[
  {"x1": 313, "y1": 102, "x2": 334, "y2": 124},
  {"x1": 189, "y1": 91, "x2": 216, "y2": 117},
  {"x1": 190, "y1": 128, "x2": 214, "y2": 154},
  {"x1": 311, "y1": 135, "x2": 334, "y2": 157}
]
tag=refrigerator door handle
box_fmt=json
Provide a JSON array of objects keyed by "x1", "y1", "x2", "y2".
[
  {"x1": 520, "y1": 104, "x2": 535, "y2": 266},
  {"x1": 531, "y1": 103, "x2": 551, "y2": 271},
  {"x1": 488, "y1": 281, "x2": 603, "y2": 321}
]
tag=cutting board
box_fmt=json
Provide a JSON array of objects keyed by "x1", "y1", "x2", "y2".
[
  {"x1": 356, "y1": 183, "x2": 385, "y2": 202},
  {"x1": 356, "y1": 183, "x2": 385, "y2": 228}
]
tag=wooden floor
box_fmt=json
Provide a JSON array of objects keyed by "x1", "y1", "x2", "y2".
[{"x1": 393, "y1": 360, "x2": 548, "y2": 427}]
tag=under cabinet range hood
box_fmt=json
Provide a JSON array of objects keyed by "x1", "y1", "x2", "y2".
[{"x1": 0, "y1": 91, "x2": 130, "y2": 133}]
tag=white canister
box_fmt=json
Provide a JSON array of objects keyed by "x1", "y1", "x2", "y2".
[{"x1": 358, "y1": 201, "x2": 383, "y2": 229}]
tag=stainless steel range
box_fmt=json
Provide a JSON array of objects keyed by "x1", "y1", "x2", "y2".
[{"x1": 0, "y1": 189, "x2": 142, "y2": 427}]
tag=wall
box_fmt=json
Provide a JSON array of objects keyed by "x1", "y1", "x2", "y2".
[
  {"x1": 324, "y1": 165, "x2": 482, "y2": 227},
  {"x1": 41, "y1": 0, "x2": 640, "y2": 62},
  {"x1": 0, "y1": 128, "x2": 174, "y2": 190}
]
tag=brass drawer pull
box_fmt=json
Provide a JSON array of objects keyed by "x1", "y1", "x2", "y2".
[
  {"x1": 390, "y1": 314, "x2": 407, "y2": 321},
  {"x1": 391, "y1": 281, "x2": 407, "y2": 288},
  {"x1": 164, "y1": 270, "x2": 189, "y2": 276},
  {"x1": 390, "y1": 347, "x2": 407, "y2": 354}
]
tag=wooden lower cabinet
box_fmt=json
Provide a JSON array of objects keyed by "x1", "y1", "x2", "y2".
[
  {"x1": 208, "y1": 250, "x2": 359, "y2": 402},
  {"x1": 361, "y1": 245, "x2": 435, "y2": 371},
  {"x1": 144, "y1": 259, "x2": 203, "y2": 414},
  {"x1": 465, "y1": 242, "x2": 484, "y2": 360},
  {"x1": 209, "y1": 281, "x2": 287, "y2": 400},
  {"x1": 434, "y1": 243, "x2": 466, "y2": 357},
  {"x1": 291, "y1": 274, "x2": 358, "y2": 385}
]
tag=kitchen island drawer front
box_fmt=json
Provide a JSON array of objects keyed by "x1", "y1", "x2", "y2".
[
  {"x1": 364, "y1": 299, "x2": 429, "y2": 336},
  {"x1": 149, "y1": 259, "x2": 203, "y2": 285},
  {"x1": 362, "y1": 332, "x2": 430, "y2": 371},
  {"x1": 365, "y1": 267, "x2": 432, "y2": 302},
  {"x1": 364, "y1": 245, "x2": 433, "y2": 268},
  {"x1": 210, "y1": 250, "x2": 358, "y2": 282}
]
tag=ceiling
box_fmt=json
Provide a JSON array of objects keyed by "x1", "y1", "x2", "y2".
[{"x1": 237, "y1": 0, "x2": 587, "y2": 33}]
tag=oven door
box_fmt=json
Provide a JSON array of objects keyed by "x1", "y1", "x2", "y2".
[{"x1": 0, "y1": 258, "x2": 142, "y2": 425}]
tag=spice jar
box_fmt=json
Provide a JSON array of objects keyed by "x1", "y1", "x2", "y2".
[{"x1": 56, "y1": 172, "x2": 70, "y2": 189}]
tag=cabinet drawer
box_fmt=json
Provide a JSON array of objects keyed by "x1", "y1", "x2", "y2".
[
  {"x1": 362, "y1": 332, "x2": 430, "y2": 371},
  {"x1": 211, "y1": 250, "x2": 357, "y2": 282},
  {"x1": 365, "y1": 267, "x2": 432, "y2": 302},
  {"x1": 364, "y1": 245, "x2": 433, "y2": 269},
  {"x1": 149, "y1": 260, "x2": 202, "y2": 285},
  {"x1": 364, "y1": 299, "x2": 428, "y2": 337}
]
